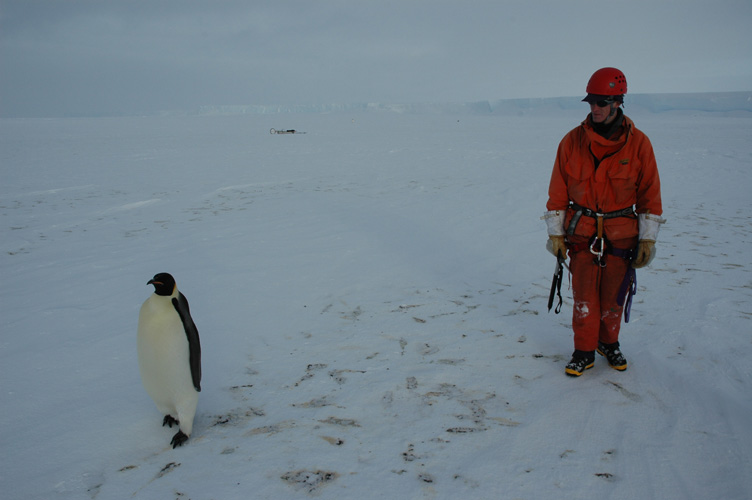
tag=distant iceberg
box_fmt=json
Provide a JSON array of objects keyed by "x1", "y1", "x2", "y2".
[
  {"x1": 196, "y1": 101, "x2": 494, "y2": 116},
  {"x1": 490, "y1": 92, "x2": 752, "y2": 115},
  {"x1": 192, "y1": 92, "x2": 751, "y2": 117}
]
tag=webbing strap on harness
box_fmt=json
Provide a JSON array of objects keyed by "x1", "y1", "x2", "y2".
[
  {"x1": 566, "y1": 203, "x2": 636, "y2": 228},
  {"x1": 617, "y1": 265, "x2": 637, "y2": 323},
  {"x1": 611, "y1": 246, "x2": 636, "y2": 321}
]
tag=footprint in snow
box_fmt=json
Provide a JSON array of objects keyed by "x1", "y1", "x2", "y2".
[
  {"x1": 605, "y1": 380, "x2": 642, "y2": 402},
  {"x1": 420, "y1": 343, "x2": 440, "y2": 356},
  {"x1": 281, "y1": 470, "x2": 339, "y2": 494}
]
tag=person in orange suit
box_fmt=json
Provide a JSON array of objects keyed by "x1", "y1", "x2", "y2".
[{"x1": 543, "y1": 67, "x2": 666, "y2": 376}]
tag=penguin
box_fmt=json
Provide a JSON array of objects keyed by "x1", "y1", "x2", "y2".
[{"x1": 137, "y1": 272, "x2": 201, "y2": 448}]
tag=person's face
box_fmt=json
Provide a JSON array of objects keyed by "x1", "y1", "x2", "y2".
[{"x1": 590, "y1": 99, "x2": 619, "y2": 124}]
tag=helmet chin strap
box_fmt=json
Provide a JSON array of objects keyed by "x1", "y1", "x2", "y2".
[{"x1": 602, "y1": 103, "x2": 620, "y2": 123}]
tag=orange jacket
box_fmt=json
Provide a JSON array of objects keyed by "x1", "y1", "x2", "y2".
[{"x1": 546, "y1": 113, "x2": 663, "y2": 241}]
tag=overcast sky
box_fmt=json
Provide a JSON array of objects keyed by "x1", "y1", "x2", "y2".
[{"x1": 1, "y1": 0, "x2": 751, "y2": 117}]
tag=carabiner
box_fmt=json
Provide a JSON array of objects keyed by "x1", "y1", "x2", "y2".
[
  {"x1": 590, "y1": 213, "x2": 607, "y2": 267},
  {"x1": 590, "y1": 237, "x2": 607, "y2": 267}
]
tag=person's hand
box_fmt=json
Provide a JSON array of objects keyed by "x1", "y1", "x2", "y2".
[
  {"x1": 549, "y1": 235, "x2": 567, "y2": 259},
  {"x1": 632, "y1": 240, "x2": 655, "y2": 268}
]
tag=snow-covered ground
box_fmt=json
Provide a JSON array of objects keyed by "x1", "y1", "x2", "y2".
[{"x1": 1, "y1": 101, "x2": 751, "y2": 499}]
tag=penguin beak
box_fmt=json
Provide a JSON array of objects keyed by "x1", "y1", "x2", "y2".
[{"x1": 147, "y1": 279, "x2": 162, "y2": 286}]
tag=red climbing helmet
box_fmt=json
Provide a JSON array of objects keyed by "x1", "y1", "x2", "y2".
[{"x1": 585, "y1": 67, "x2": 627, "y2": 96}]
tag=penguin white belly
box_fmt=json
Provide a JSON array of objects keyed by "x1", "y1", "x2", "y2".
[{"x1": 137, "y1": 297, "x2": 198, "y2": 436}]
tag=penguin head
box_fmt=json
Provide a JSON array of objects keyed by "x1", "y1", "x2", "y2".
[{"x1": 147, "y1": 273, "x2": 177, "y2": 296}]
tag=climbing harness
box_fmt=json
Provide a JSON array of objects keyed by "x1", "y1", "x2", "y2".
[
  {"x1": 567, "y1": 202, "x2": 636, "y2": 267},
  {"x1": 562, "y1": 202, "x2": 639, "y2": 321}
]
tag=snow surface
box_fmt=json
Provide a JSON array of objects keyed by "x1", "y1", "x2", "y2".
[{"x1": 1, "y1": 102, "x2": 751, "y2": 499}]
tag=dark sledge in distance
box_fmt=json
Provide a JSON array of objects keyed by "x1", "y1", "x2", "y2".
[{"x1": 270, "y1": 128, "x2": 306, "y2": 135}]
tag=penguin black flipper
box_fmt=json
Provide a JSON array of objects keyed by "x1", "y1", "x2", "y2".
[{"x1": 172, "y1": 293, "x2": 202, "y2": 392}]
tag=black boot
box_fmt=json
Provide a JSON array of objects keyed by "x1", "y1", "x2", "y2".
[
  {"x1": 597, "y1": 342, "x2": 628, "y2": 371},
  {"x1": 565, "y1": 350, "x2": 595, "y2": 377}
]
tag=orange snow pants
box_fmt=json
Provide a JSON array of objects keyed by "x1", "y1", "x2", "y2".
[{"x1": 568, "y1": 235, "x2": 638, "y2": 352}]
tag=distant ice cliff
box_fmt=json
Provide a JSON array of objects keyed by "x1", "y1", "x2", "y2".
[{"x1": 194, "y1": 92, "x2": 751, "y2": 116}]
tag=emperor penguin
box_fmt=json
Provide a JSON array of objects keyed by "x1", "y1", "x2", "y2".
[{"x1": 137, "y1": 272, "x2": 201, "y2": 448}]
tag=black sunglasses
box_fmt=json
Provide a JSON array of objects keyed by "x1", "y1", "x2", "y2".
[{"x1": 592, "y1": 99, "x2": 616, "y2": 107}]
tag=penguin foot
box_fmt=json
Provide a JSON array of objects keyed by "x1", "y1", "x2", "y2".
[
  {"x1": 170, "y1": 431, "x2": 189, "y2": 448},
  {"x1": 163, "y1": 415, "x2": 179, "y2": 428}
]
